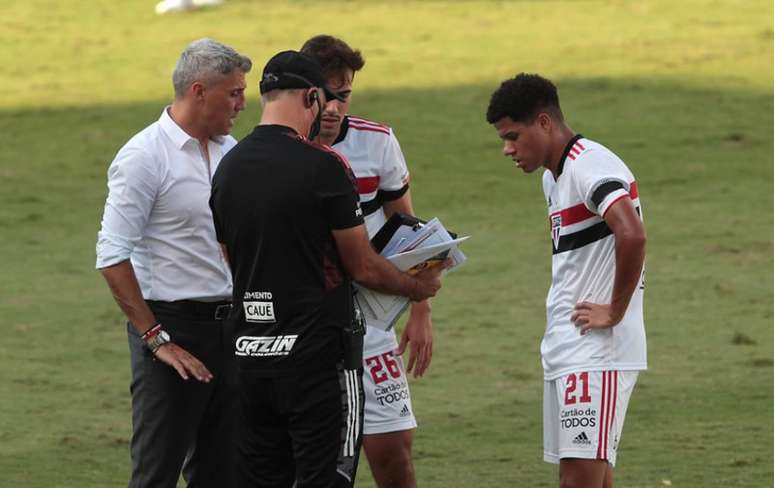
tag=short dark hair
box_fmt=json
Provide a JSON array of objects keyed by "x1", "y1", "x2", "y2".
[
  {"x1": 486, "y1": 73, "x2": 563, "y2": 124},
  {"x1": 300, "y1": 35, "x2": 365, "y2": 79}
]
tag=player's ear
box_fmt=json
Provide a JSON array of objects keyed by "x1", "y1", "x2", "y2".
[
  {"x1": 304, "y1": 88, "x2": 318, "y2": 108},
  {"x1": 190, "y1": 81, "x2": 206, "y2": 101},
  {"x1": 537, "y1": 112, "x2": 552, "y2": 131}
]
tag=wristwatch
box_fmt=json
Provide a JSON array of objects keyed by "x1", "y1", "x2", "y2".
[{"x1": 141, "y1": 324, "x2": 171, "y2": 353}]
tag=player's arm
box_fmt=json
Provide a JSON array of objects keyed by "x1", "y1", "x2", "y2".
[
  {"x1": 572, "y1": 197, "x2": 646, "y2": 334},
  {"x1": 97, "y1": 147, "x2": 162, "y2": 336},
  {"x1": 321, "y1": 146, "x2": 446, "y2": 301},
  {"x1": 333, "y1": 224, "x2": 445, "y2": 302},
  {"x1": 383, "y1": 190, "x2": 434, "y2": 377},
  {"x1": 96, "y1": 147, "x2": 211, "y2": 382},
  {"x1": 100, "y1": 261, "x2": 158, "y2": 335},
  {"x1": 381, "y1": 189, "x2": 413, "y2": 220},
  {"x1": 99, "y1": 262, "x2": 213, "y2": 382}
]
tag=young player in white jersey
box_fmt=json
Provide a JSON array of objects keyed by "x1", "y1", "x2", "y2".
[
  {"x1": 487, "y1": 73, "x2": 647, "y2": 488},
  {"x1": 302, "y1": 35, "x2": 431, "y2": 488}
]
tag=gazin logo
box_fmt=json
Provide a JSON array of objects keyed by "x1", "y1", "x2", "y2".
[{"x1": 235, "y1": 335, "x2": 298, "y2": 357}]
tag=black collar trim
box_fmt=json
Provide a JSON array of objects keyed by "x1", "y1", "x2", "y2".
[
  {"x1": 556, "y1": 133, "x2": 583, "y2": 177},
  {"x1": 332, "y1": 116, "x2": 350, "y2": 145},
  {"x1": 255, "y1": 124, "x2": 298, "y2": 135}
]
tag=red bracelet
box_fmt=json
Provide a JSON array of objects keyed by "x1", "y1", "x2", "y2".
[{"x1": 141, "y1": 323, "x2": 162, "y2": 342}]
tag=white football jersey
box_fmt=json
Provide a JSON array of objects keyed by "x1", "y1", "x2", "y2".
[
  {"x1": 332, "y1": 115, "x2": 410, "y2": 354},
  {"x1": 541, "y1": 136, "x2": 647, "y2": 380}
]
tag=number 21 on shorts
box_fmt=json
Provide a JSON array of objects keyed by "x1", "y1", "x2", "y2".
[{"x1": 565, "y1": 372, "x2": 592, "y2": 405}]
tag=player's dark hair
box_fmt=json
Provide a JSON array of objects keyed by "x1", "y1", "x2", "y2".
[
  {"x1": 486, "y1": 73, "x2": 564, "y2": 125},
  {"x1": 300, "y1": 35, "x2": 365, "y2": 80}
]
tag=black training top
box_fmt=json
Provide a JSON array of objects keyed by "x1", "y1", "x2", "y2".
[{"x1": 210, "y1": 124, "x2": 364, "y2": 376}]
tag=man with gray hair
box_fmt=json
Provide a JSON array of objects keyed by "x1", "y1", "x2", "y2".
[{"x1": 96, "y1": 38, "x2": 250, "y2": 487}]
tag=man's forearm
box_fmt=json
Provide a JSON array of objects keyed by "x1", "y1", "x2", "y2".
[
  {"x1": 99, "y1": 260, "x2": 157, "y2": 333},
  {"x1": 352, "y1": 255, "x2": 423, "y2": 301},
  {"x1": 409, "y1": 297, "x2": 431, "y2": 315},
  {"x1": 383, "y1": 191, "x2": 432, "y2": 308},
  {"x1": 333, "y1": 223, "x2": 441, "y2": 302},
  {"x1": 609, "y1": 234, "x2": 646, "y2": 322}
]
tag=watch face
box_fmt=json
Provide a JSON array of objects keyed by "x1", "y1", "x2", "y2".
[{"x1": 147, "y1": 330, "x2": 171, "y2": 352}]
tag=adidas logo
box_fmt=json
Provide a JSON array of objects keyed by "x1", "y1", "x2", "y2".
[
  {"x1": 399, "y1": 404, "x2": 411, "y2": 418},
  {"x1": 572, "y1": 432, "x2": 591, "y2": 446}
]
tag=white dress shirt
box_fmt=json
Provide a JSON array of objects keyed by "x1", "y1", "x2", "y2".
[{"x1": 96, "y1": 108, "x2": 234, "y2": 302}]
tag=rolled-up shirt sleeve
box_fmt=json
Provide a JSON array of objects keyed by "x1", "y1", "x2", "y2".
[{"x1": 96, "y1": 146, "x2": 159, "y2": 269}]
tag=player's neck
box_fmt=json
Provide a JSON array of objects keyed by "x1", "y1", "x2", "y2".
[{"x1": 169, "y1": 101, "x2": 211, "y2": 147}]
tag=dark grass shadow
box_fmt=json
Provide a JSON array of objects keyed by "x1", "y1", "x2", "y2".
[
  {"x1": 1, "y1": 77, "x2": 773, "y2": 486},
  {"x1": 1, "y1": 77, "x2": 771, "y2": 298}
]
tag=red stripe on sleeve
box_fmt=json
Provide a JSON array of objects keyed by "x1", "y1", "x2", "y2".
[
  {"x1": 356, "y1": 176, "x2": 380, "y2": 194},
  {"x1": 629, "y1": 181, "x2": 638, "y2": 199},
  {"x1": 601, "y1": 193, "x2": 629, "y2": 218},
  {"x1": 601, "y1": 181, "x2": 639, "y2": 218}
]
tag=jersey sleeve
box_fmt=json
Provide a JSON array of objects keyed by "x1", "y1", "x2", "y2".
[
  {"x1": 572, "y1": 150, "x2": 632, "y2": 217},
  {"x1": 377, "y1": 129, "x2": 410, "y2": 201},
  {"x1": 95, "y1": 145, "x2": 160, "y2": 268},
  {"x1": 315, "y1": 152, "x2": 365, "y2": 230}
]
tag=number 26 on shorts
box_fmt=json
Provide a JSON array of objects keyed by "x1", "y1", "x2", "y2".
[{"x1": 365, "y1": 351, "x2": 401, "y2": 384}]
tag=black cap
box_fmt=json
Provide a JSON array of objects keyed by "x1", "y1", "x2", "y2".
[{"x1": 259, "y1": 50, "x2": 343, "y2": 101}]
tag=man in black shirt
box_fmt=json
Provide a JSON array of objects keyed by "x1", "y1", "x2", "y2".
[{"x1": 210, "y1": 50, "x2": 446, "y2": 488}]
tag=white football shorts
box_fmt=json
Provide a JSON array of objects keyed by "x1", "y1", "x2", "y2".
[
  {"x1": 544, "y1": 370, "x2": 639, "y2": 467},
  {"x1": 362, "y1": 347, "x2": 417, "y2": 435}
]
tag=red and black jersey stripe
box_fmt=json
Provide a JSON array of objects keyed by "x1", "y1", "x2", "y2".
[
  {"x1": 356, "y1": 175, "x2": 409, "y2": 217},
  {"x1": 551, "y1": 182, "x2": 640, "y2": 254}
]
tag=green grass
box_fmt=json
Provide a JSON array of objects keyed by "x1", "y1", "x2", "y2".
[{"x1": 1, "y1": 0, "x2": 773, "y2": 486}]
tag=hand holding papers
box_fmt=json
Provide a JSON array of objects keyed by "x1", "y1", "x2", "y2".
[{"x1": 355, "y1": 214, "x2": 468, "y2": 331}]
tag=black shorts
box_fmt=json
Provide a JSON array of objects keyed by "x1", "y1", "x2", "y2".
[{"x1": 237, "y1": 363, "x2": 364, "y2": 488}]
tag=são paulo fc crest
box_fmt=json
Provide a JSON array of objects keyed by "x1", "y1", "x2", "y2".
[{"x1": 550, "y1": 213, "x2": 562, "y2": 248}]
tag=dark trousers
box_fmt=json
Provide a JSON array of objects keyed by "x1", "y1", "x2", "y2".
[
  {"x1": 127, "y1": 301, "x2": 236, "y2": 488},
  {"x1": 236, "y1": 364, "x2": 364, "y2": 488}
]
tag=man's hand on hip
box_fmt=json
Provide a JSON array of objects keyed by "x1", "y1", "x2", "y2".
[
  {"x1": 571, "y1": 302, "x2": 621, "y2": 335},
  {"x1": 154, "y1": 343, "x2": 214, "y2": 382}
]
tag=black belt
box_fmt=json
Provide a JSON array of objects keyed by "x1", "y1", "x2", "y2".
[{"x1": 146, "y1": 300, "x2": 232, "y2": 320}]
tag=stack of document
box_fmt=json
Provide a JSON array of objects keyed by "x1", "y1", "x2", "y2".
[{"x1": 354, "y1": 213, "x2": 469, "y2": 331}]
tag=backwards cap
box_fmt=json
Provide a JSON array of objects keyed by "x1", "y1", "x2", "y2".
[{"x1": 259, "y1": 50, "x2": 343, "y2": 101}]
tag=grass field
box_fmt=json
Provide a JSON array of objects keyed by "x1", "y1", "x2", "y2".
[{"x1": 1, "y1": 1, "x2": 773, "y2": 486}]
